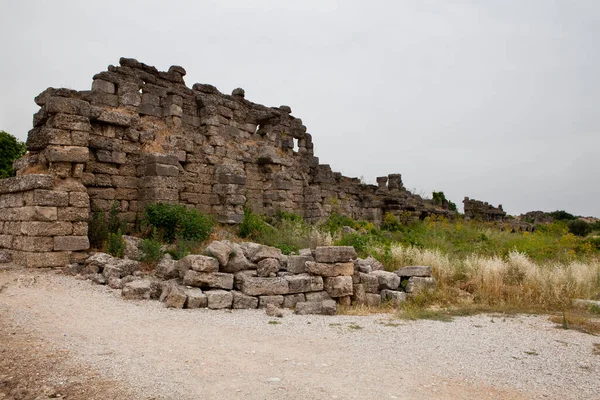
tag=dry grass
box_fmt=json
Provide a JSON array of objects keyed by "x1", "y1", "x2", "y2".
[
  {"x1": 388, "y1": 244, "x2": 600, "y2": 310},
  {"x1": 549, "y1": 311, "x2": 600, "y2": 335}
]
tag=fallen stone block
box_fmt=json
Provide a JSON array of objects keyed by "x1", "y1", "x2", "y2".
[
  {"x1": 239, "y1": 276, "x2": 289, "y2": 296},
  {"x1": 284, "y1": 273, "x2": 323, "y2": 294},
  {"x1": 177, "y1": 254, "x2": 219, "y2": 274},
  {"x1": 314, "y1": 246, "x2": 357, "y2": 263},
  {"x1": 206, "y1": 290, "x2": 233, "y2": 309},
  {"x1": 295, "y1": 300, "x2": 336, "y2": 315},
  {"x1": 351, "y1": 284, "x2": 366, "y2": 305},
  {"x1": 155, "y1": 254, "x2": 179, "y2": 280},
  {"x1": 232, "y1": 290, "x2": 258, "y2": 309},
  {"x1": 122, "y1": 279, "x2": 152, "y2": 300},
  {"x1": 283, "y1": 293, "x2": 305, "y2": 309},
  {"x1": 183, "y1": 271, "x2": 234, "y2": 290},
  {"x1": 405, "y1": 277, "x2": 436, "y2": 294},
  {"x1": 364, "y1": 293, "x2": 381, "y2": 307},
  {"x1": 395, "y1": 266, "x2": 432, "y2": 277},
  {"x1": 250, "y1": 245, "x2": 283, "y2": 263},
  {"x1": 160, "y1": 282, "x2": 187, "y2": 309},
  {"x1": 305, "y1": 291, "x2": 332, "y2": 302},
  {"x1": 221, "y1": 242, "x2": 252, "y2": 273},
  {"x1": 356, "y1": 256, "x2": 384, "y2": 272},
  {"x1": 257, "y1": 257, "x2": 280, "y2": 277},
  {"x1": 370, "y1": 270, "x2": 401, "y2": 290},
  {"x1": 266, "y1": 303, "x2": 284, "y2": 318},
  {"x1": 306, "y1": 261, "x2": 354, "y2": 277},
  {"x1": 259, "y1": 295, "x2": 284, "y2": 308},
  {"x1": 286, "y1": 255, "x2": 313, "y2": 274},
  {"x1": 185, "y1": 288, "x2": 208, "y2": 309},
  {"x1": 381, "y1": 289, "x2": 407, "y2": 306},
  {"x1": 324, "y1": 276, "x2": 353, "y2": 298}
]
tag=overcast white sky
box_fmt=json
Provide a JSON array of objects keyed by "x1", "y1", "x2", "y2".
[{"x1": 1, "y1": 0, "x2": 598, "y2": 216}]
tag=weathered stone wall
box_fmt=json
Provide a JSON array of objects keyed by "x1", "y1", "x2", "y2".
[
  {"x1": 463, "y1": 197, "x2": 506, "y2": 222},
  {"x1": 2, "y1": 57, "x2": 445, "y2": 266}
]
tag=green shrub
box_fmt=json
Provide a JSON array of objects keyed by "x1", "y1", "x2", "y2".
[
  {"x1": 140, "y1": 228, "x2": 163, "y2": 264},
  {"x1": 88, "y1": 208, "x2": 109, "y2": 250},
  {"x1": 239, "y1": 208, "x2": 272, "y2": 239},
  {"x1": 167, "y1": 238, "x2": 194, "y2": 260},
  {"x1": 144, "y1": 203, "x2": 213, "y2": 243},
  {"x1": 568, "y1": 220, "x2": 592, "y2": 237},
  {"x1": 321, "y1": 213, "x2": 358, "y2": 234},
  {"x1": 549, "y1": 210, "x2": 577, "y2": 221},
  {"x1": 105, "y1": 229, "x2": 125, "y2": 258},
  {"x1": 381, "y1": 212, "x2": 403, "y2": 232}
]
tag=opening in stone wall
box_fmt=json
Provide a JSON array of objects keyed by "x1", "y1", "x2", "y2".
[{"x1": 293, "y1": 138, "x2": 299, "y2": 152}]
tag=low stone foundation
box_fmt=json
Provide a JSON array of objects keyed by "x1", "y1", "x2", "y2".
[{"x1": 74, "y1": 243, "x2": 435, "y2": 315}]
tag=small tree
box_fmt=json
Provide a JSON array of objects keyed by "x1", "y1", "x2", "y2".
[
  {"x1": 568, "y1": 220, "x2": 592, "y2": 237},
  {"x1": 0, "y1": 131, "x2": 26, "y2": 178}
]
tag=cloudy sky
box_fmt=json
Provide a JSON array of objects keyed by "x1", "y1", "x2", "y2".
[{"x1": 1, "y1": 0, "x2": 598, "y2": 216}]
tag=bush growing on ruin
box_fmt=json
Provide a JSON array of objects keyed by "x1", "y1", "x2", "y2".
[
  {"x1": 106, "y1": 229, "x2": 125, "y2": 258},
  {"x1": 88, "y1": 201, "x2": 124, "y2": 250},
  {"x1": 568, "y1": 220, "x2": 592, "y2": 237},
  {"x1": 143, "y1": 203, "x2": 213, "y2": 243},
  {"x1": 239, "y1": 208, "x2": 272, "y2": 240},
  {"x1": 140, "y1": 228, "x2": 164, "y2": 264},
  {"x1": 0, "y1": 131, "x2": 26, "y2": 178}
]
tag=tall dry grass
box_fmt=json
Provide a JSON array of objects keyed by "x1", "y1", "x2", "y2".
[{"x1": 389, "y1": 244, "x2": 600, "y2": 310}]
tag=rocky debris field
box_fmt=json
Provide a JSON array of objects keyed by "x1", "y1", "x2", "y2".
[
  {"x1": 1, "y1": 268, "x2": 599, "y2": 400},
  {"x1": 71, "y1": 241, "x2": 437, "y2": 317}
]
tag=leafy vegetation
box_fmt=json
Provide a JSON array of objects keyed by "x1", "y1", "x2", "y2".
[
  {"x1": 0, "y1": 131, "x2": 26, "y2": 178},
  {"x1": 105, "y1": 229, "x2": 125, "y2": 258},
  {"x1": 140, "y1": 228, "x2": 164, "y2": 264},
  {"x1": 143, "y1": 203, "x2": 213, "y2": 243}
]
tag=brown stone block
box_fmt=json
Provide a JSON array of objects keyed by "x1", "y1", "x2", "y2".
[
  {"x1": 139, "y1": 176, "x2": 180, "y2": 189},
  {"x1": 12, "y1": 236, "x2": 54, "y2": 252},
  {"x1": 25, "y1": 251, "x2": 71, "y2": 268},
  {"x1": 144, "y1": 163, "x2": 179, "y2": 177},
  {"x1": 87, "y1": 187, "x2": 116, "y2": 200},
  {"x1": 45, "y1": 97, "x2": 90, "y2": 117},
  {"x1": 0, "y1": 206, "x2": 57, "y2": 222},
  {"x1": 114, "y1": 188, "x2": 138, "y2": 201},
  {"x1": 57, "y1": 207, "x2": 89, "y2": 222},
  {"x1": 0, "y1": 235, "x2": 13, "y2": 249},
  {"x1": 72, "y1": 222, "x2": 88, "y2": 236},
  {"x1": 54, "y1": 236, "x2": 90, "y2": 251},
  {"x1": 71, "y1": 130, "x2": 90, "y2": 147},
  {"x1": 92, "y1": 79, "x2": 115, "y2": 94},
  {"x1": 111, "y1": 176, "x2": 139, "y2": 189},
  {"x1": 21, "y1": 221, "x2": 72, "y2": 236},
  {"x1": 0, "y1": 175, "x2": 53, "y2": 195},
  {"x1": 0, "y1": 192, "x2": 25, "y2": 208},
  {"x1": 48, "y1": 113, "x2": 91, "y2": 131},
  {"x1": 53, "y1": 178, "x2": 87, "y2": 193},
  {"x1": 28, "y1": 190, "x2": 69, "y2": 207},
  {"x1": 1, "y1": 222, "x2": 21, "y2": 235},
  {"x1": 86, "y1": 161, "x2": 120, "y2": 175},
  {"x1": 139, "y1": 188, "x2": 179, "y2": 202},
  {"x1": 46, "y1": 146, "x2": 89, "y2": 163},
  {"x1": 69, "y1": 192, "x2": 90, "y2": 208}
]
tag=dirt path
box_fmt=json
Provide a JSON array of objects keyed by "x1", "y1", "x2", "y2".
[{"x1": 1, "y1": 268, "x2": 598, "y2": 400}]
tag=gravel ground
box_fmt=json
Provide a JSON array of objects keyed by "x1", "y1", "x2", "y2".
[{"x1": 1, "y1": 268, "x2": 599, "y2": 400}]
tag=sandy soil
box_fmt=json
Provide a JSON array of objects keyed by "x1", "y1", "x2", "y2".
[{"x1": 0, "y1": 268, "x2": 598, "y2": 400}]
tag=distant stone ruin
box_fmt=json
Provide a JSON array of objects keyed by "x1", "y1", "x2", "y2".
[
  {"x1": 0, "y1": 57, "x2": 448, "y2": 266},
  {"x1": 463, "y1": 197, "x2": 506, "y2": 222}
]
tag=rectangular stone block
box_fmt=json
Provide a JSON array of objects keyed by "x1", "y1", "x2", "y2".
[
  {"x1": 13, "y1": 236, "x2": 54, "y2": 252},
  {"x1": 283, "y1": 293, "x2": 305, "y2": 309},
  {"x1": 21, "y1": 221, "x2": 72, "y2": 236},
  {"x1": 54, "y1": 236, "x2": 90, "y2": 251},
  {"x1": 284, "y1": 274, "x2": 323, "y2": 294},
  {"x1": 87, "y1": 188, "x2": 116, "y2": 200},
  {"x1": 69, "y1": 192, "x2": 90, "y2": 208},
  {"x1": 0, "y1": 235, "x2": 13, "y2": 249},
  {"x1": 287, "y1": 256, "x2": 314, "y2": 274},
  {"x1": 92, "y1": 79, "x2": 115, "y2": 94},
  {"x1": 46, "y1": 146, "x2": 89, "y2": 163},
  {"x1": 24, "y1": 251, "x2": 71, "y2": 268},
  {"x1": 206, "y1": 290, "x2": 233, "y2": 309},
  {"x1": 72, "y1": 222, "x2": 88, "y2": 236},
  {"x1": 315, "y1": 246, "x2": 357, "y2": 263},
  {"x1": 139, "y1": 188, "x2": 179, "y2": 202},
  {"x1": 0, "y1": 192, "x2": 25, "y2": 208},
  {"x1": 395, "y1": 266, "x2": 433, "y2": 277},
  {"x1": 324, "y1": 276, "x2": 353, "y2": 298},
  {"x1": 97, "y1": 110, "x2": 135, "y2": 127},
  {"x1": 0, "y1": 206, "x2": 57, "y2": 222},
  {"x1": 144, "y1": 163, "x2": 179, "y2": 177},
  {"x1": 48, "y1": 113, "x2": 91, "y2": 131},
  {"x1": 57, "y1": 207, "x2": 89, "y2": 222},
  {"x1": 239, "y1": 276, "x2": 289, "y2": 296},
  {"x1": 45, "y1": 97, "x2": 90, "y2": 117},
  {"x1": 0, "y1": 175, "x2": 53, "y2": 195},
  {"x1": 258, "y1": 295, "x2": 284, "y2": 308},
  {"x1": 28, "y1": 190, "x2": 69, "y2": 207},
  {"x1": 183, "y1": 271, "x2": 234, "y2": 290},
  {"x1": 306, "y1": 261, "x2": 354, "y2": 277}
]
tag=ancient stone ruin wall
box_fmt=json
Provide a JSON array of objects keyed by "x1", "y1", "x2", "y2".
[
  {"x1": 463, "y1": 197, "x2": 506, "y2": 222},
  {"x1": 0, "y1": 57, "x2": 443, "y2": 266}
]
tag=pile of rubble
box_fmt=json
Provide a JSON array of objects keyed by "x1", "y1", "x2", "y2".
[{"x1": 72, "y1": 241, "x2": 436, "y2": 315}]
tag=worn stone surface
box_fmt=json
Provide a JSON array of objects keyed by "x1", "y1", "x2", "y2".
[
  {"x1": 370, "y1": 270, "x2": 401, "y2": 290},
  {"x1": 206, "y1": 289, "x2": 233, "y2": 309},
  {"x1": 364, "y1": 293, "x2": 382, "y2": 307},
  {"x1": 305, "y1": 290, "x2": 332, "y2": 302},
  {"x1": 183, "y1": 271, "x2": 234, "y2": 290},
  {"x1": 155, "y1": 255, "x2": 178, "y2": 280},
  {"x1": 381, "y1": 289, "x2": 407, "y2": 306},
  {"x1": 395, "y1": 266, "x2": 432, "y2": 277},
  {"x1": 177, "y1": 254, "x2": 219, "y2": 274},
  {"x1": 256, "y1": 258, "x2": 280, "y2": 277},
  {"x1": 323, "y1": 276, "x2": 353, "y2": 298},
  {"x1": 283, "y1": 293, "x2": 305, "y2": 309},
  {"x1": 295, "y1": 300, "x2": 336, "y2": 315},
  {"x1": 203, "y1": 241, "x2": 232, "y2": 267},
  {"x1": 220, "y1": 242, "x2": 252, "y2": 273},
  {"x1": 232, "y1": 290, "x2": 258, "y2": 309},
  {"x1": 239, "y1": 276, "x2": 289, "y2": 296},
  {"x1": 160, "y1": 282, "x2": 187, "y2": 309},
  {"x1": 306, "y1": 261, "x2": 354, "y2": 277},
  {"x1": 284, "y1": 273, "x2": 323, "y2": 294},
  {"x1": 314, "y1": 246, "x2": 357, "y2": 263},
  {"x1": 265, "y1": 303, "x2": 284, "y2": 317},
  {"x1": 359, "y1": 272, "x2": 380, "y2": 294},
  {"x1": 351, "y1": 284, "x2": 366, "y2": 305},
  {"x1": 357, "y1": 256, "x2": 384, "y2": 272},
  {"x1": 259, "y1": 295, "x2": 284, "y2": 309},
  {"x1": 405, "y1": 277, "x2": 437, "y2": 294},
  {"x1": 122, "y1": 279, "x2": 152, "y2": 300},
  {"x1": 286, "y1": 255, "x2": 312, "y2": 274},
  {"x1": 185, "y1": 288, "x2": 208, "y2": 309}
]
